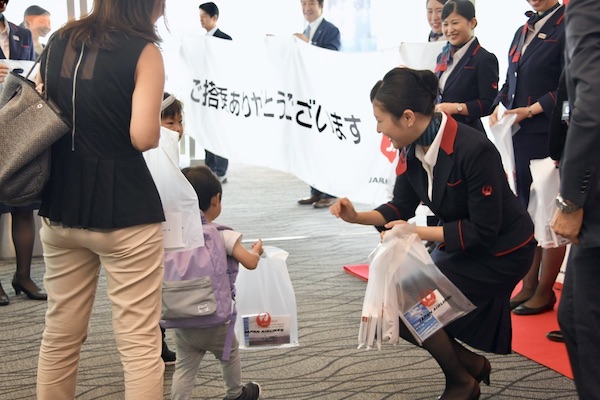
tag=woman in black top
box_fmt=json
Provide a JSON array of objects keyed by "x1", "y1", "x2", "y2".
[{"x1": 35, "y1": 0, "x2": 167, "y2": 398}]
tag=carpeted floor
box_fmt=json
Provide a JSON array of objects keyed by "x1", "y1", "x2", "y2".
[
  {"x1": 343, "y1": 265, "x2": 574, "y2": 380},
  {"x1": 0, "y1": 163, "x2": 579, "y2": 399}
]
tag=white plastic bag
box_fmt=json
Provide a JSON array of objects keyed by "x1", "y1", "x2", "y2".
[
  {"x1": 527, "y1": 157, "x2": 570, "y2": 248},
  {"x1": 481, "y1": 104, "x2": 519, "y2": 195},
  {"x1": 358, "y1": 224, "x2": 476, "y2": 349},
  {"x1": 143, "y1": 127, "x2": 204, "y2": 251},
  {"x1": 235, "y1": 246, "x2": 299, "y2": 349},
  {"x1": 395, "y1": 232, "x2": 476, "y2": 345}
]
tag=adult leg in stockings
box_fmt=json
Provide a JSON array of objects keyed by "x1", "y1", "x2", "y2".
[
  {"x1": 511, "y1": 246, "x2": 565, "y2": 312},
  {"x1": 11, "y1": 209, "x2": 46, "y2": 299},
  {"x1": 398, "y1": 321, "x2": 480, "y2": 399}
]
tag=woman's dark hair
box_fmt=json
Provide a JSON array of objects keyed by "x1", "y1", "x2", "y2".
[
  {"x1": 161, "y1": 92, "x2": 183, "y2": 120},
  {"x1": 370, "y1": 67, "x2": 438, "y2": 118},
  {"x1": 181, "y1": 166, "x2": 222, "y2": 212},
  {"x1": 442, "y1": 0, "x2": 476, "y2": 21},
  {"x1": 60, "y1": 0, "x2": 163, "y2": 49},
  {"x1": 425, "y1": 0, "x2": 449, "y2": 6}
]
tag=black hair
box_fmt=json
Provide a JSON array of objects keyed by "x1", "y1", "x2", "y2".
[
  {"x1": 442, "y1": 0, "x2": 475, "y2": 21},
  {"x1": 161, "y1": 92, "x2": 183, "y2": 120},
  {"x1": 426, "y1": 0, "x2": 449, "y2": 6},
  {"x1": 24, "y1": 5, "x2": 50, "y2": 17},
  {"x1": 181, "y1": 166, "x2": 222, "y2": 212},
  {"x1": 370, "y1": 67, "x2": 438, "y2": 118},
  {"x1": 61, "y1": 0, "x2": 163, "y2": 49},
  {"x1": 199, "y1": 2, "x2": 219, "y2": 18}
]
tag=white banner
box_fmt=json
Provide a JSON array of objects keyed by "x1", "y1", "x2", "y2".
[{"x1": 179, "y1": 35, "x2": 444, "y2": 205}]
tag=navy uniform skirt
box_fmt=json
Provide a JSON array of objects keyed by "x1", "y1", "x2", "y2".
[{"x1": 432, "y1": 240, "x2": 536, "y2": 354}]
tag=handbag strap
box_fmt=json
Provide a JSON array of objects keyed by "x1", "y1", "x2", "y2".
[{"x1": 24, "y1": 33, "x2": 56, "y2": 101}]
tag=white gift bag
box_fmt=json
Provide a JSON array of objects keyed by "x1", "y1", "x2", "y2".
[
  {"x1": 358, "y1": 224, "x2": 475, "y2": 349},
  {"x1": 235, "y1": 246, "x2": 299, "y2": 349},
  {"x1": 143, "y1": 127, "x2": 204, "y2": 251},
  {"x1": 481, "y1": 104, "x2": 519, "y2": 195},
  {"x1": 527, "y1": 157, "x2": 570, "y2": 248}
]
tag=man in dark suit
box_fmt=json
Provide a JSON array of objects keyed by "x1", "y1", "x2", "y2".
[
  {"x1": 553, "y1": 0, "x2": 600, "y2": 398},
  {"x1": 294, "y1": 0, "x2": 341, "y2": 208},
  {"x1": 199, "y1": 2, "x2": 230, "y2": 183}
]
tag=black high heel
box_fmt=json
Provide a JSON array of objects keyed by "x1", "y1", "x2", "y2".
[
  {"x1": 11, "y1": 276, "x2": 47, "y2": 301},
  {"x1": 0, "y1": 282, "x2": 9, "y2": 306},
  {"x1": 474, "y1": 357, "x2": 491, "y2": 386},
  {"x1": 438, "y1": 382, "x2": 481, "y2": 400}
]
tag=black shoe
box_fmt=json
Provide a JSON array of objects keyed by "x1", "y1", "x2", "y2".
[
  {"x1": 474, "y1": 356, "x2": 491, "y2": 386},
  {"x1": 312, "y1": 197, "x2": 337, "y2": 209},
  {"x1": 11, "y1": 276, "x2": 47, "y2": 301},
  {"x1": 546, "y1": 330, "x2": 565, "y2": 343},
  {"x1": 161, "y1": 342, "x2": 176, "y2": 365},
  {"x1": 227, "y1": 382, "x2": 261, "y2": 400},
  {"x1": 509, "y1": 296, "x2": 531, "y2": 310},
  {"x1": 0, "y1": 282, "x2": 9, "y2": 306},
  {"x1": 297, "y1": 194, "x2": 320, "y2": 205},
  {"x1": 512, "y1": 292, "x2": 556, "y2": 315}
]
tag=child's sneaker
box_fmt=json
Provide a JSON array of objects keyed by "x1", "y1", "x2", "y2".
[{"x1": 228, "y1": 382, "x2": 261, "y2": 400}]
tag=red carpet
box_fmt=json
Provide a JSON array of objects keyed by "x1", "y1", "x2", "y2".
[
  {"x1": 510, "y1": 282, "x2": 573, "y2": 379},
  {"x1": 343, "y1": 263, "x2": 369, "y2": 281},
  {"x1": 343, "y1": 264, "x2": 573, "y2": 379}
]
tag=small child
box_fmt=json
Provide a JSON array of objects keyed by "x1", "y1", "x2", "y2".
[
  {"x1": 161, "y1": 92, "x2": 184, "y2": 140},
  {"x1": 159, "y1": 91, "x2": 184, "y2": 366},
  {"x1": 170, "y1": 165, "x2": 262, "y2": 400}
]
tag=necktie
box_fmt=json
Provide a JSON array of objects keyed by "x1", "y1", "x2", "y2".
[
  {"x1": 510, "y1": 12, "x2": 537, "y2": 64},
  {"x1": 303, "y1": 25, "x2": 311, "y2": 40},
  {"x1": 435, "y1": 42, "x2": 455, "y2": 77},
  {"x1": 429, "y1": 31, "x2": 443, "y2": 42},
  {"x1": 511, "y1": 4, "x2": 561, "y2": 63}
]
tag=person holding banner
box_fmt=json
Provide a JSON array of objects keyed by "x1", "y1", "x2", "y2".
[
  {"x1": 489, "y1": 0, "x2": 566, "y2": 317},
  {"x1": 295, "y1": 0, "x2": 341, "y2": 208},
  {"x1": 426, "y1": 0, "x2": 448, "y2": 42},
  {"x1": 199, "y1": 2, "x2": 230, "y2": 183},
  {"x1": 294, "y1": 0, "x2": 340, "y2": 50},
  {"x1": 331, "y1": 67, "x2": 536, "y2": 400},
  {"x1": 434, "y1": 0, "x2": 498, "y2": 133}
]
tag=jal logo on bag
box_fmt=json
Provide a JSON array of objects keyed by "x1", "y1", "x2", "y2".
[
  {"x1": 419, "y1": 290, "x2": 437, "y2": 307},
  {"x1": 256, "y1": 312, "x2": 272, "y2": 328}
]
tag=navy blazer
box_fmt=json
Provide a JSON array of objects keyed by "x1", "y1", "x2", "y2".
[
  {"x1": 493, "y1": 6, "x2": 565, "y2": 134},
  {"x1": 0, "y1": 21, "x2": 35, "y2": 61},
  {"x1": 213, "y1": 28, "x2": 232, "y2": 41},
  {"x1": 437, "y1": 38, "x2": 499, "y2": 132},
  {"x1": 375, "y1": 115, "x2": 534, "y2": 257},
  {"x1": 310, "y1": 19, "x2": 340, "y2": 51}
]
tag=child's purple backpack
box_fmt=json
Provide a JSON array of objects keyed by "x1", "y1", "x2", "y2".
[{"x1": 161, "y1": 212, "x2": 239, "y2": 359}]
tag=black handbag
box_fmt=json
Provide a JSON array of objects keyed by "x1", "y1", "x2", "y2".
[{"x1": 0, "y1": 38, "x2": 71, "y2": 206}]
